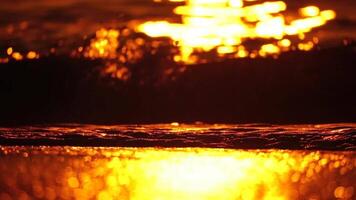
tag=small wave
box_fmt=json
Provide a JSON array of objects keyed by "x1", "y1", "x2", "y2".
[{"x1": 0, "y1": 123, "x2": 355, "y2": 150}]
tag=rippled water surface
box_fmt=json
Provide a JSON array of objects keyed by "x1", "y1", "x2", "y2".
[
  {"x1": 0, "y1": 123, "x2": 355, "y2": 199},
  {"x1": 1, "y1": 123, "x2": 355, "y2": 150},
  {"x1": 1, "y1": 0, "x2": 356, "y2": 198}
]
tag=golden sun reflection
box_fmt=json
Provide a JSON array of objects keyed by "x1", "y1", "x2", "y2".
[
  {"x1": 138, "y1": 0, "x2": 336, "y2": 63},
  {"x1": 0, "y1": 47, "x2": 39, "y2": 63},
  {"x1": 85, "y1": 28, "x2": 120, "y2": 59},
  {"x1": 0, "y1": 147, "x2": 355, "y2": 200}
]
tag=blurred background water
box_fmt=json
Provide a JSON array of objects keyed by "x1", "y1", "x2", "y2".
[{"x1": 1, "y1": 0, "x2": 355, "y2": 52}]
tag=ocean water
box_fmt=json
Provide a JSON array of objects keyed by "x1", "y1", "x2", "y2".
[
  {"x1": 1, "y1": 0, "x2": 355, "y2": 52},
  {"x1": 1, "y1": 123, "x2": 356, "y2": 150},
  {"x1": 0, "y1": 147, "x2": 355, "y2": 200},
  {"x1": 1, "y1": 0, "x2": 356, "y2": 199},
  {"x1": 0, "y1": 123, "x2": 355, "y2": 199}
]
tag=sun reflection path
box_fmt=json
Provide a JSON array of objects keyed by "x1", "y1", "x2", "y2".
[
  {"x1": 0, "y1": 47, "x2": 40, "y2": 64},
  {"x1": 0, "y1": 147, "x2": 355, "y2": 200},
  {"x1": 138, "y1": 0, "x2": 336, "y2": 63}
]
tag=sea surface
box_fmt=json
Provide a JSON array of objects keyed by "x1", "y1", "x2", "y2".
[
  {"x1": 0, "y1": 123, "x2": 355, "y2": 199},
  {"x1": 1, "y1": 0, "x2": 356, "y2": 52},
  {"x1": 1, "y1": 0, "x2": 356, "y2": 199},
  {"x1": 1, "y1": 123, "x2": 356, "y2": 150}
]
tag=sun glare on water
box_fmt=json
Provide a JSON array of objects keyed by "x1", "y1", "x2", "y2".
[
  {"x1": 0, "y1": 147, "x2": 355, "y2": 200},
  {"x1": 138, "y1": 0, "x2": 336, "y2": 63},
  {"x1": 0, "y1": 0, "x2": 337, "y2": 80}
]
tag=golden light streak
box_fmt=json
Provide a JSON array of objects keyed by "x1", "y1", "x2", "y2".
[
  {"x1": 171, "y1": 122, "x2": 180, "y2": 126},
  {"x1": 278, "y1": 38, "x2": 291, "y2": 47},
  {"x1": 298, "y1": 41, "x2": 314, "y2": 51},
  {"x1": 85, "y1": 28, "x2": 120, "y2": 59},
  {"x1": 259, "y1": 43, "x2": 280, "y2": 56},
  {"x1": 26, "y1": 51, "x2": 38, "y2": 59},
  {"x1": 138, "y1": 0, "x2": 336, "y2": 63},
  {"x1": 1, "y1": 47, "x2": 40, "y2": 63},
  {"x1": 12, "y1": 52, "x2": 23, "y2": 61},
  {"x1": 236, "y1": 46, "x2": 249, "y2": 58},
  {"x1": 299, "y1": 6, "x2": 320, "y2": 17},
  {"x1": 6, "y1": 47, "x2": 13, "y2": 56},
  {"x1": 0, "y1": 147, "x2": 355, "y2": 200},
  {"x1": 320, "y1": 10, "x2": 336, "y2": 20}
]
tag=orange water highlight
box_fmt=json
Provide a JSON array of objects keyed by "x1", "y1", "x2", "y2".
[
  {"x1": 0, "y1": 147, "x2": 355, "y2": 200},
  {"x1": 137, "y1": 0, "x2": 336, "y2": 63}
]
